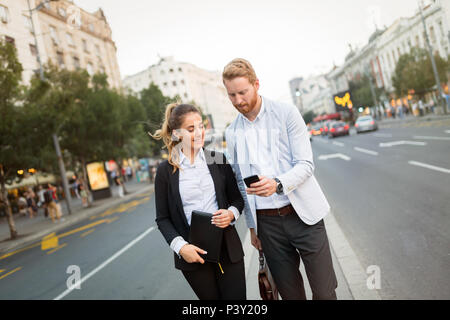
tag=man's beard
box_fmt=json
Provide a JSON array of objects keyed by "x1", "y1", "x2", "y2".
[{"x1": 235, "y1": 92, "x2": 258, "y2": 115}]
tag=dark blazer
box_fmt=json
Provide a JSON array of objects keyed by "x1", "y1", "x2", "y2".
[{"x1": 155, "y1": 149, "x2": 245, "y2": 271}]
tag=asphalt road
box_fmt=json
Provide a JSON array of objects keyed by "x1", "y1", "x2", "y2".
[
  {"x1": 311, "y1": 121, "x2": 450, "y2": 299},
  {"x1": 0, "y1": 191, "x2": 248, "y2": 300}
]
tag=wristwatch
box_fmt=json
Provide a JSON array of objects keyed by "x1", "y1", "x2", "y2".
[{"x1": 274, "y1": 178, "x2": 283, "y2": 195}]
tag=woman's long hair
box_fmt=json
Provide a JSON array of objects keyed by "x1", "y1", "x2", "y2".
[{"x1": 150, "y1": 102, "x2": 201, "y2": 173}]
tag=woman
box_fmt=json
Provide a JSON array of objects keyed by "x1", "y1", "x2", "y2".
[{"x1": 152, "y1": 103, "x2": 246, "y2": 300}]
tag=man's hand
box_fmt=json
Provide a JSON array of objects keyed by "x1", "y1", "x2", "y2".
[
  {"x1": 212, "y1": 209, "x2": 234, "y2": 229},
  {"x1": 179, "y1": 244, "x2": 207, "y2": 264},
  {"x1": 246, "y1": 176, "x2": 277, "y2": 197},
  {"x1": 250, "y1": 228, "x2": 262, "y2": 250}
]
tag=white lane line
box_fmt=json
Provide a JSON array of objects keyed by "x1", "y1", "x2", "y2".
[
  {"x1": 354, "y1": 147, "x2": 379, "y2": 156},
  {"x1": 379, "y1": 140, "x2": 427, "y2": 147},
  {"x1": 318, "y1": 153, "x2": 351, "y2": 161},
  {"x1": 333, "y1": 141, "x2": 345, "y2": 147},
  {"x1": 54, "y1": 226, "x2": 156, "y2": 300},
  {"x1": 374, "y1": 133, "x2": 393, "y2": 138},
  {"x1": 408, "y1": 161, "x2": 450, "y2": 174},
  {"x1": 413, "y1": 136, "x2": 450, "y2": 141}
]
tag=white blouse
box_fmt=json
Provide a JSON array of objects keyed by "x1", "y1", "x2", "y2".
[{"x1": 169, "y1": 149, "x2": 239, "y2": 255}]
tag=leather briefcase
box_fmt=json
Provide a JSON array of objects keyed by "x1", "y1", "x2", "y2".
[{"x1": 258, "y1": 250, "x2": 279, "y2": 300}]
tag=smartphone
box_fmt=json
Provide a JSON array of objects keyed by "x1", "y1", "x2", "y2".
[{"x1": 244, "y1": 175, "x2": 260, "y2": 188}]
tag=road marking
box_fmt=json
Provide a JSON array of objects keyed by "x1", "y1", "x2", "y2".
[
  {"x1": 333, "y1": 141, "x2": 345, "y2": 147},
  {"x1": 106, "y1": 216, "x2": 119, "y2": 224},
  {"x1": 413, "y1": 136, "x2": 450, "y2": 141},
  {"x1": 408, "y1": 161, "x2": 450, "y2": 174},
  {"x1": 0, "y1": 267, "x2": 22, "y2": 280},
  {"x1": 47, "y1": 243, "x2": 67, "y2": 255},
  {"x1": 318, "y1": 153, "x2": 351, "y2": 161},
  {"x1": 0, "y1": 243, "x2": 41, "y2": 261},
  {"x1": 445, "y1": 130, "x2": 450, "y2": 134},
  {"x1": 374, "y1": 133, "x2": 393, "y2": 138},
  {"x1": 80, "y1": 229, "x2": 96, "y2": 238},
  {"x1": 354, "y1": 147, "x2": 379, "y2": 156},
  {"x1": 0, "y1": 269, "x2": 5, "y2": 274},
  {"x1": 57, "y1": 219, "x2": 108, "y2": 239},
  {"x1": 379, "y1": 140, "x2": 427, "y2": 147},
  {"x1": 53, "y1": 226, "x2": 156, "y2": 300},
  {"x1": 41, "y1": 233, "x2": 59, "y2": 250}
]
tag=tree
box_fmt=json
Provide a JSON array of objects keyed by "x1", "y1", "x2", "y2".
[
  {"x1": 0, "y1": 40, "x2": 24, "y2": 239},
  {"x1": 392, "y1": 47, "x2": 448, "y2": 99},
  {"x1": 139, "y1": 83, "x2": 174, "y2": 156}
]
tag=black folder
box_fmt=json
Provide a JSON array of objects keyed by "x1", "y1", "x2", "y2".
[{"x1": 188, "y1": 210, "x2": 223, "y2": 263}]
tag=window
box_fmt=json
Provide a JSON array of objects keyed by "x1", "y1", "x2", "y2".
[
  {"x1": 180, "y1": 79, "x2": 185, "y2": 85},
  {"x1": 163, "y1": 82, "x2": 168, "y2": 87},
  {"x1": 430, "y1": 26, "x2": 436, "y2": 43},
  {"x1": 82, "y1": 39, "x2": 89, "y2": 52},
  {"x1": 23, "y1": 16, "x2": 33, "y2": 33},
  {"x1": 73, "y1": 56, "x2": 80, "y2": 69},
  {"x1": 49, "y1": 26, "x2": 59, "y2": 44},
  {"x1": 66, "y1": 33, "x2": 74, "y2": 46},
  {"x1": 56, "y1": 51, "x2": 64, "y2": 68},
  {"x1": 58, "y1": 7, "x2": 66, "y2": 17},
  {"x1": 99, "y1": 65, "x2": 105, "y2": 74},
  {"x1": 95, "y1": 44, "x2": 101, "y2": 56},
  {"x1": 169, "y1": 68, "x2": 174, "y2": 73},
  {"x1": 172, "y1": 81, "x2": 177, "y2": 86},
  {"x1": 438, "y1": 20, "x2": 444, "y2": 37},
  {"x1": 5, "y1": 36, "x2": 15, "y2": 47},
  {"x1": 89, "y1": 23, "x2": 94, "y2": 32},
  {"x1": 0, "y1": 5, "x2": 9, "y2": 23},
  {"x1": 29, "y1": 44, "x2": 37, "y2": 57},
  {"x1": 86, "y1": 62, "x2": 94, "y2": 76},
  {"x1": 178, "y1": 67, "x2": 182, "y2": 72},
  {"x1": 415, "y1": 35, "x2": 420, "y2": 47}
]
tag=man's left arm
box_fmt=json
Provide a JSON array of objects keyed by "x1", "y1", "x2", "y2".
[{"x1": 276, "y1": 105, "x2": 315, "y2": 195}]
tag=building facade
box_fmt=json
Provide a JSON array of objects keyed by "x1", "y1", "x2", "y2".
[
  {"x1": 328, "y1": 0, "x2": 450, "y2": 106},
  {"x1": 123, "y1": 56, "x2": 239, "y2": 133},
  {"x1": 0, "y1": 0, "x2": 121, "y2": 89},
  {"x1": 289, "y1": 75, "x2": 335, "y2": 116}
]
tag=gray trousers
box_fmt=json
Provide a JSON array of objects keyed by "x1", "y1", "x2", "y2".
[{"x1": 257, "y1": 213, "x2": 338, "y2": 300}]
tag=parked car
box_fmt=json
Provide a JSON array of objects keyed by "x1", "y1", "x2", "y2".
[
  {"x1": 310, "y1": 124, "x2": 322, "y2": 136},
  {"x1": 355, "y1": 115, "x2": 378, "y2": 133},
  {"x1": 328, "y1": 121, "x2": 350, "y2": 138},
  {"x1": 321, "y1": 121, "x2": 336, "y2": 136}
]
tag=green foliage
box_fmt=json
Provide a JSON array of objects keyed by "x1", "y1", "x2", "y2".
[{"x1": 392, "y1": 47, "x2": 448, "y2": 98}]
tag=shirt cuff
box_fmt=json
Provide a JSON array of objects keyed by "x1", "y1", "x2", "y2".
[
  {"x1": 170, "y1": 236, "x2": 188, "y2": 257},
  {"x1": 228, "y1": 206, "x2": 240, "y2": 226}
]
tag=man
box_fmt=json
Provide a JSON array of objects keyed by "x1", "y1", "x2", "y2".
[{"x1": 223, "y1": 58, "x2": 337, "y2": 300}]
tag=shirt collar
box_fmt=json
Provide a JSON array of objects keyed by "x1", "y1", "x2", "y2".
[
  {"x1": 179, "y1": 148, "x2": 205, "y2": 168},
  {"x1": 242, "y1": 96, "x2": 265, "y2": 124}
]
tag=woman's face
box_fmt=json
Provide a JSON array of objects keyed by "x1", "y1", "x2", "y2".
[{"x1": 174, "y1": 112, "x2": 205, "y2": 152}]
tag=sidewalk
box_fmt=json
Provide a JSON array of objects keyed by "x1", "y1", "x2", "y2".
[
  {"x1": 377, "y1": 113, "x2": 450, "y2": 127},
  {"x1": 0, "y1": 180, "x2": 154, "y2": 254}
]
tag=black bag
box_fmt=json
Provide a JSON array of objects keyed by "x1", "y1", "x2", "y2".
[{"x1": 258, "y1": 250, "x2": 279, "y2": 300}]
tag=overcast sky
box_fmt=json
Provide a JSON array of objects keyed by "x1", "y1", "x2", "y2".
[{"x1": 75, "y1": 0, "x2": 421, "y2": 104}]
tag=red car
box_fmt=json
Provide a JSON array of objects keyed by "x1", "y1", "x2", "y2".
[{"x1": 328, "y1": 121, "x2": 350, "y2": 138}]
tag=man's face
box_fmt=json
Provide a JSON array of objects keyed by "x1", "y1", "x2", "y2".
[{"x1": 223, "y1": 77, "x2": 259, "y2": 116}]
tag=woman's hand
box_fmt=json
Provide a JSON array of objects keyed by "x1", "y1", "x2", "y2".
[
  {"x1": 212, "y1": 209, "x2": 235, "y2": 229},
  {"x1": 179, "y1": 244, "x2": 207, "y2": 264}
]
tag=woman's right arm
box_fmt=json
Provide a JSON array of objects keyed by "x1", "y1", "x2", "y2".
[{"x1": 154, "y1": 164, "x2": 181, "y2": 245}]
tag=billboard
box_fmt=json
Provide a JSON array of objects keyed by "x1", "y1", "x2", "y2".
[
  {"x1": 333, "y1": 91, "x2": 354, "y2": 112},
  {"x1": 86, "y1": 162, "x2": 110, "y2": 191}
]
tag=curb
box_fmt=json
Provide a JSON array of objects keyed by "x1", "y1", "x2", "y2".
[
  {"x1": 324, "y1": 212, "x2": 381, "y2": 300},
  {"x1": 0, "y1": 184, "x2": 154, "y2": 255}
]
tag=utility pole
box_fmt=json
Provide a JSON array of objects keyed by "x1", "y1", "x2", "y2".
[
  {"x1": 28, "y1": 0, "x2": 72, "y2": 214},
  {"x1": 418, "y1": 0, "x2": 448, "y2": 114}
]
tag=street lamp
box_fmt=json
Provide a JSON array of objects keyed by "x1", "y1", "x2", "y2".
[
  {"x1": 418, "y1": 0, "x2": 448, "y2": 115},
  {"x1": 26, "y1": 0, "x2": 73, "y2": 214}
]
